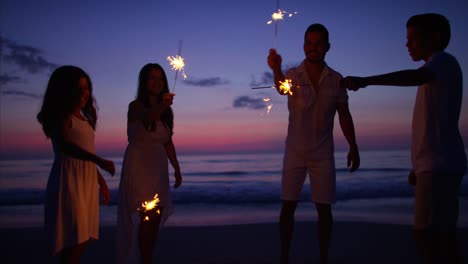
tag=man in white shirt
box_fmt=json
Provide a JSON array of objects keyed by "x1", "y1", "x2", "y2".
[{"x1": 268, "y1": 23, "x2": 360, "y2": 264}]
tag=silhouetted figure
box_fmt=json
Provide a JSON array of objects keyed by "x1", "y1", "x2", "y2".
[
  {"x1": 38, "y1": 65, "x2": 115, "y2": 264},
  {"x1": 341, "y1": 13, "x2": 466, "y2": 264},
  {"x1": 267, "y1": 24, "x2": 360, "y2": 264},
  {"x1": 116, "y1": 63, "x2": 182, "y2": 264}
]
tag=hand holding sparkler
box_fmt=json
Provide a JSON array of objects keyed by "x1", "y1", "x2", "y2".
[
  {"x1": 267, "y1": 48, "x2": 282, "y2": 73},
  {"x1": 150, "y1": 92, "x2": 175, "y2": 117},
  {"x1": 144, "y1": 93, "x2": 175, "y2": 131},
  {"x1": 161, "y1": 92, "x2": 175, "y2": 107},
  {"x1": 266, "y1": 49, "x2": 293, "y2": 96}
]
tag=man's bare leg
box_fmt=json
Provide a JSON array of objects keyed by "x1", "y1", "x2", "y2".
[
  {"x1": 316, "y1": 203, "x2": 332, "y2": 264},
  {"x1": 280, "y1": 200, "x2": 298, "y2": 264}
]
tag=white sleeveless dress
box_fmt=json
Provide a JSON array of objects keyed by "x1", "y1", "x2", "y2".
[
  {"x1": 44, "y1": 114, "x2": 99, "y2": 255},
  {"x1": 116, "y1": 120, "x2": 173, "y2": 264}
]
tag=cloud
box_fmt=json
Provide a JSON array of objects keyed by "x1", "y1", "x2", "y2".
[
  {"x1": 0, "y1": 74, "x2": 22, "y2": 85},
  {"x1": 1, "y1": 89, "x2": 41, "y2": 99},
  {"x1": 250, "y1": 63, "x2": 300, "y2": 87},
  {"x1": 232, "y1": 95, "x2": 267, "y2": 110},
  {"x1": 183, "y1": 77, "x2": 229, "y2": 87},
  {"x1": 0, "y1": 36, "x2": 58, "y2": 74},
  {"x1": 250, "y1": 71, "x2": 273, "y2": 87}
]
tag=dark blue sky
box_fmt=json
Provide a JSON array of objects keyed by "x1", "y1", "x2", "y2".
[{"x1": 1, "y1": 0, "x2": 467, "y2": 158}]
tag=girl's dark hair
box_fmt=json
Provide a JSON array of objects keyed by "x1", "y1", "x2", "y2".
[
  {"x1": 37, "y1": 65, "x2": 97, "y2": 138},
  {"x1": 136, "y1": 63, "x2": 174, "y2": 135},
  {"x1": 406, "y1": 13, "x2": 451, "y2": 50}
]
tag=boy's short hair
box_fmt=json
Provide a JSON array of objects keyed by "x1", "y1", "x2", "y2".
[
  {"x1": 406, "y1": 13, "x2": 451, "y2": 50},
  {"x1": 304, "y1": 23, "x2": 329, "y2": 43}
]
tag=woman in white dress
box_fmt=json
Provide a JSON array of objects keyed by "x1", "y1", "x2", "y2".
[
  {"x1": 37, "y1": 66, "x2": 115, "y2": 263},
  {"x1": 117, "y1": 63, "x2": 182, "y2": 264}
]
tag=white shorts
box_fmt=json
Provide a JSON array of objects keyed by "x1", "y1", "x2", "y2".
[{"x1": 281, "y1": 155, "x2": 336, "y2": 204}]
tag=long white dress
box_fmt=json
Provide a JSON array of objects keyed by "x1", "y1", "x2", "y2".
[
  {"x1": 116, "y1": 120, "x2": 173, "y2": 264},
  {"x1": 44, "y1": 114, "x2": 99, "y2": 255}
]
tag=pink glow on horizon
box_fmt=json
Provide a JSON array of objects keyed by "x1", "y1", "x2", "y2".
[{"x1": 2, "y1": 117, "x2": 467, "y2": 158}]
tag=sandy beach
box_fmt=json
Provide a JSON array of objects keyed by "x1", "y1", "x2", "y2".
[{"x1": 2, "y1": 221, "x2": 467, "y2": 264}]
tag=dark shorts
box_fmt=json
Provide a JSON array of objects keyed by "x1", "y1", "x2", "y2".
[{"x1": 414, "y1": 172, "x2": 464, "y2": 231}]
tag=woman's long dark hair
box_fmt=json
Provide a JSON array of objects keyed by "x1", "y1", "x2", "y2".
[
  {"x1": 136, "y1": 63, "x2": 174, "y2": 135},
  {"x1": 37, "y1": 65, "x2": 97, "y2": 138}
]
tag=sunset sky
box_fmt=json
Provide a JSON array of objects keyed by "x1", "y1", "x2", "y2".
[{"x1": 1, "y1": 0, "x2": 467, "y2": 159}]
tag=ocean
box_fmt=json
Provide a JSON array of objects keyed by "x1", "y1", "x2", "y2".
[{"x1": 1, "y1": 150, "x2": 467, "y2": 228}]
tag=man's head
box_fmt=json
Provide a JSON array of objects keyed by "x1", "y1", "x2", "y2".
[
  {"x1": 303, "y1": 23, "x2": 330, "y2": 64},
  {"x1": 406, "y1": 13, "x2": 450, "y2": 61}
]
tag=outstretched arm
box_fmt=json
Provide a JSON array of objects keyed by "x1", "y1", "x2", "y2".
[
  {"x1": 337, "y1": 102, "x2": 360, "y2": 172},
  {"x1": 165, "y1": 138, "x2": 182, "y2": 188},
  {"x1": 341, "y1": 68, "x2": 435, "y2": 91}
]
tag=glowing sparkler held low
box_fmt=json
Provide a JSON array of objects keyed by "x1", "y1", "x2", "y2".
[
  {"x1": 167, "y1": 40, "x2": 187, "y2": 93},
  {"x1": 138, "y1": 193, "x2": 161, "y2": 221}
]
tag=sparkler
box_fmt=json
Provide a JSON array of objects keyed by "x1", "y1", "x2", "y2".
[
  {"x1": 251, "y1": 85, "x2": 276, "y2": 90},
  {"x1": 250, "y1": 79, "x2": 296, "y2": 94},
  {"x1": 251, "y1": 82, "x2": 313, "y2": 92},
  {"x1": 266, "y1": 0, "x2": 298, "y2": 48},
  {"x1": 138, "y1": 193, "x2": 161, "y2": 221},
  {"x1": 167, "y1": 40, "x2": 187, "y2": 93}
]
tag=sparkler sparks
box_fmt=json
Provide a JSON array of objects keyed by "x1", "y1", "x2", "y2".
[
  {"x1": 266, "y1": 104, "x2": 273, "y2": 114},
  {"x1": 167, "y1": 40, "x2": 187, "y2": 92},
  {"x1": 138, "y1": 193, "x2": 161, "y2": 221},
  {"x1": 279, "y1": 79, "x2": 293, "y2": 95},
  {"x1": 265, "y1": 98, "x2": 273, "y2": 114},
  {"x1": 267, "y1": 10, "x2": 284, "y2": 24},
  {"x1": 267, "y1": 9, "x2": 297, "y2": 24},
  {"x1": 167, "y1": 55, "x2": 187, "y2": 80},
  {"x1": 266, "y1": 0, "x2": 299, "y2": 48}
]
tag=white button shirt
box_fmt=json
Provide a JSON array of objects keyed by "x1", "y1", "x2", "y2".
[{"x1": 284, "y1": 60, "x2": 347, "y2": 162}]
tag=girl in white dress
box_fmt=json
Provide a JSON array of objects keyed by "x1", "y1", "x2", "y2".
[
  {"x1": 37, "y1": 66, "x2": 115, "y2": 263},
  {"x1": 117, "y1": 63, "x2": 182, "y2": 264}
]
